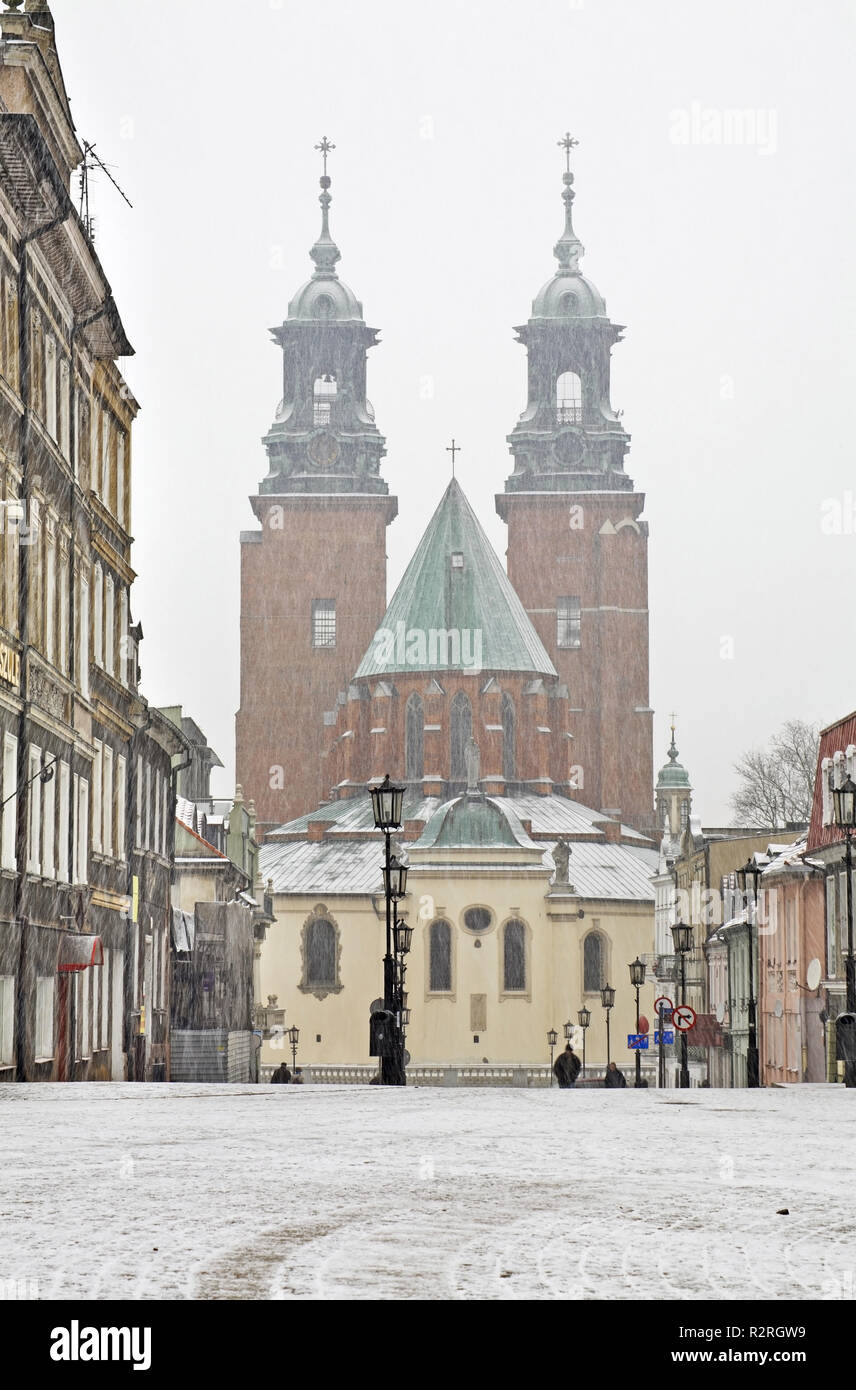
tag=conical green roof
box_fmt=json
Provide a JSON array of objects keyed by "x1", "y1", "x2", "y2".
[{"x1": 354, "y1": 479, "x2": 557, "y2": 678}]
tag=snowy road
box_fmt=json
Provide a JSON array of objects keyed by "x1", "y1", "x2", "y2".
[{"x1": 0, "y1": 1083, "x2": 853, "y2": 1301}]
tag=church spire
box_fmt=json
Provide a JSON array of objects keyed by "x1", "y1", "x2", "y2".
[
  {"x1": 553, "y1": 132, "x2": 584, "y2": 274},
  {"x1": 309, "y1": 135, "x2": 341, "y2": 277}
]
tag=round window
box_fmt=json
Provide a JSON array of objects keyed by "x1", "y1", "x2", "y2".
[{"x1": 463, "y1": 906, "x2": 493, "y2": 933}]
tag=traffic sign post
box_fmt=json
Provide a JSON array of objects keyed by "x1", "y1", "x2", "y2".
[
  {"x1": 654, "y1": 1030, "x2": 675, "y2": 1046},
  {"x1": 673, "y1": 1005, "x2": 697, "y2": 1032},
  {"x1": 627, "y1": 1034, "x2": 649, "y2": 1050}
]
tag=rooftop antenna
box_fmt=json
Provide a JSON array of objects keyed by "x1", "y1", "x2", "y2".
[{"x1": 78, "y1": 139, "x2": 133, "y2": 241}]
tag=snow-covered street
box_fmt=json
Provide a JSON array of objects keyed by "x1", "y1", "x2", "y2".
[{"x1": 1, "y1": 1083, "x2": 853, "y2": 1301}]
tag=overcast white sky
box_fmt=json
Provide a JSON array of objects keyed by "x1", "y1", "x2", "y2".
[{"x1": 52, "y1": 0, "x2": 856, "y2": 822}]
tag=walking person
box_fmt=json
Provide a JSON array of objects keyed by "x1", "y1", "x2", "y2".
[
  {"x1": 270, "y1": 1061, "x2": 292, "y2": 1084},
  {"x1": 603, "y1": 1060, "x2": 627, "y2": 1088},
  {"x1": 553, "y1": 1042, "x2": 582, "y2": 1088}
]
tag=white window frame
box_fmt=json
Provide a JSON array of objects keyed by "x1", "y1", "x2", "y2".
[
  {"x1": 116, "y1": 755, "x2": 126, "y2": 861},
  {"x1": 135, "y1": 754, "x2": 143, "y2": 848},
  {"x1": 103, "y1": 744, "x2": 113, "y2": 857},
  {"x1": 79, "y1": 571, "x2": 90, "y2": 699},
  {"x1": 45, "y1": 333, "x2": 57, "y2": 438},
  {"x1": 1, "y1": 732, "x2": 17, "y2": 870},
  {"x1": 154, "y1": 769, "x2": 161, "y2": 856},
  {"x1": 59, "y1": 359, "x2": 70, "y2": 458},
  {"x1": 145, "y1": 761, "x2": 151, "y2": 849},
  {"x1": 105, "y1": 573, "x2": 115, "y2": 676},
  {"x1": 58, "y1": 759, "x2": 70, "y2": 883},
  {"x1": 42, "y1": 755, "x2": 55, "y2": 880},
  {"x1": 0, "y1": 974, "x2": 14, "y2": 1066},
  {"x1": 58, "y1": 547, "x2": 69, "y2": 675},
  {"x1": 92, "y1": 739, "x2": 102, "y2": 854},
  {"x1": 27, "y1": 744, "x2": 41, "y2": 874},
  {"x1": 101, "y1": 407, "x2": 110, "y2": 504},
  {"x1": 116, "y1": 432, "x2": 125, "y2": 529},
  {"x1": 93, "y1": 563, "x2": 103, "y2": 668},
  {"x1": 119, "y1": 587, "x2": 128, "y2": 686},
  {"x1": 100, "y1": 948, "x2": 109, "y2": 1050},
  {"x1": 45, "y1": 525, "x2": 55, "y2": 665},
  {"x1": 35, "y1": 976, "x2": 54, "y2": 1061},
  {"x1": 76, "y1": 776, "x2": 88, "y2": 884}
]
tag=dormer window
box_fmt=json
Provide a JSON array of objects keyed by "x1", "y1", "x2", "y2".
[{"x1": 451, "y1": 551, "x2": 464, "y2": 570}]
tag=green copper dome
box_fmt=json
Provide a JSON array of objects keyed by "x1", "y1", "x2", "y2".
[
  {"x1": 656, "y1": 729, "x2": 691, "y2": 789},
  {"x1": 416, "y1": 796, "x2": 536, "y2": 850}
]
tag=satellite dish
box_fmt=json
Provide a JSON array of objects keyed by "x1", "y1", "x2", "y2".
[
  {"x1": 806, "y1": 959, "x2": 822, "y2": 991},
  {"x1": 715, "y1": 1000, "x2": 726, "y2": 1025},
  {"x1": 774, "y1": 999, "x2": 784, "y2": 1019}
]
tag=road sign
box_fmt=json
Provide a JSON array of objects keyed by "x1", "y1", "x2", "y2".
[
  {"x1": 638, "y1": 1014, "x2": 650, "y2": 1036},
  {"x1": 673, "y1": 1005, "x2": 696, "y2": 1032},
  {"x1": 654, "y1": 995, "x2": 673, "y2": 1014},
  {"x1": 627, "y1": 1034, "x2": 649, "y2": 1050},
  {"x1": 654, "y1": 1030, "x2": 675, "y2": 1045}
]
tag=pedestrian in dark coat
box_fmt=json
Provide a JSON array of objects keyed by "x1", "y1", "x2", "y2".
[
  {"x1": 603, "y1": 1061, "x2": 627, "y2": 1088},
  {"x1": 270, "y1": 1063, "x2": 292, "y2": 1084},
  {"x1": 553, "y1": 1043, "x2": 582, "y2": 1088}
]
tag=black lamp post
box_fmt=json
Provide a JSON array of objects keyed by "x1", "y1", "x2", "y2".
[
  {"x1": 287, "y1": 1023, "x2": 299, "y2": 1075},
  {"x1": 833, "y1": 775, "x2": 856, "y2": 1023},
  {"x1": 577, "y1": 1004, "x2": 590, "y2": 1079},
  {"x1": 600, "y1": 984, "x2": 615, "y2": 1067},
  {"x1": 547, "y1": 1027, "x2": 558, "y2": 1084},
  {"x1": 736, "y1": 858, "x2": 761, "y2": 1089},
  {"x1": 629, "y1": 956, "x2": 646, "y2": 1088},
  {"x1": 671, "y1": 920, "x2": 692, "y2": 1089},
  {"x1": 370, "y1": 773, "x2": 406, "y2": 1085}
]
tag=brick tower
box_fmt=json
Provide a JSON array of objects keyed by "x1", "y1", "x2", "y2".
[
  {"x1": 496, "y1": 135, "x2": 654, "y2": 834},
  {"x1": 237, "y1": 139, "x2": 397, "y2": 835}
]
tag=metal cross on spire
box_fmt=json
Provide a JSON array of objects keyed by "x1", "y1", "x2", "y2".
[
  {"x1": 446, "y1": 438, "x2": 462, "y2": 478},
  {"x1": 558, "y1": 131, "x2": 579, "y2": 173},
  {"x1": 315, "y1": 135, "x2": 336, "y2": 177}
]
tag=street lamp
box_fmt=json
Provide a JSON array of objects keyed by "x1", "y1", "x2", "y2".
[
  {"x1": 833, "y1": 775, "x2": 856, "y2": 1033},
  {"x1": 393, "y1": 920, "x2": 413, "y2": 956},
  {"x1": 735, "y1": 858, "x2": 762, "y2": 1089},
  {"x1": 629, "y1": 956, "x2": 646, "y2": 1089},
  {"x1": 577, "y1": 1004, "x2": 590, "y2": 1079},
  {"x1": 547, "y1": 1027, "x2": 558, "y2": 1084},
  {"x1": 370, "y1": 774, "x2": 407, "y2": 1085},
  {"x1": 287, "y1": 1023, "x2": 299, "y2": 1075},
  {"x1": 600, "y1": 983, "x2": 615, "y2": 1067},
  {"x1": 671, "y1": 920, "x2": 692, "y2": 1089}
]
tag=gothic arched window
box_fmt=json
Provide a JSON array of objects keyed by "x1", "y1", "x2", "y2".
[
  {"x1": 503, "y1": 919, "x2": 526, "y2": 991},
  {"x1": 450, "y1": 692, "x2": 472, "y2": 781},
  {"x1": 556, "y1": 370, "x2": 582, "y2": 425},
  {"x1": 583, "y1": 932, "x2": 605, "y2": 993},
  {"x1": 313, "y1": 373, "x2": 337, "y2": 427},
  {"x1": 501, "y1": 692, "x2": 516, "y2": 783},
  {"x1": 429, "y1": 920, "x2": 452, "y2": 992},
  {"x1": 306, "y1": 916, "x2": 336, "y2": 988},
  {"x1": 405, "y1": 693, "x2": 424, "y2": 782}
]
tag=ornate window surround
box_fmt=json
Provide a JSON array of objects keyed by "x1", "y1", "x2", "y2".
[{"x1": 298, "y1": 903, "x2": 343, "y2": 1000}]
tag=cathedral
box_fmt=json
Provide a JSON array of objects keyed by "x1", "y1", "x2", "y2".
[{"x1": 238, "y1": 138, "x2": 660, "y2": 1072}]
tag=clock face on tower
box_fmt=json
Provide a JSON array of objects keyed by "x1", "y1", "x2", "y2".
[
  {"x1": 553, "y1": 429, "x2": 586, "y2": 468},
  {"x1": 307, "y1": 432, "x2": 340, "y2": 468}
]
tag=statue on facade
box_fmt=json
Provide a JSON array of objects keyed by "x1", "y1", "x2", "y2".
[
  {"x1": 552, "y1": 837, "x2": 572, "y2": 886},
  {"x1": 465, "y1": 737, "x2": 480, "y2": 794}
]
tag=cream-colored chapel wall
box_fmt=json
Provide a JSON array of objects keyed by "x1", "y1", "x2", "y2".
[{"x1": 260, "y1": 879, "x2": 656, "y2": 1070}]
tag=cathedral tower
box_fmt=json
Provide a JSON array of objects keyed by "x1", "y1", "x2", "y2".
[
  {"x1": 496, "y1": 135, "x2": 654, "y2": 833},
  {"x1": 237, "y1": 140, "x2": 397, "y2": 834}
]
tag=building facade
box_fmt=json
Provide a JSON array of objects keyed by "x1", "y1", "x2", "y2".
[
  {"x1": 237, "y1": 140, "x2": 654, "y2": 840},
  {"x1": 0, "y1": 4, "x2": 187, "y2": 1083}
]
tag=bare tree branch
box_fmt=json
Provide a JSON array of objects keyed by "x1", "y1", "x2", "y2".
[{"x1": 730, "y1": 720, "x2": 820, "y2": 829}]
